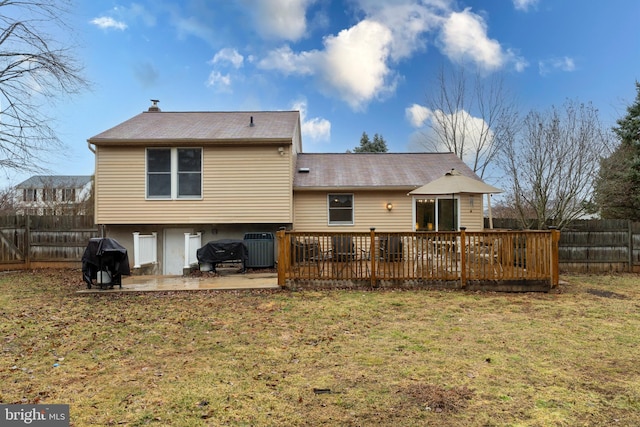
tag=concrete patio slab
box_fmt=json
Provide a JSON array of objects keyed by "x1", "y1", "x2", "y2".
[{"x1": 77, "y1": 271, "x2": 279, "y2": 293}]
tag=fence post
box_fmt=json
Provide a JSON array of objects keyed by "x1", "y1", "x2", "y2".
[
  {"x1": 369, "y1": 228, "x2": 377, "y2": 287},
  {"x1": 628, "y1": 220, "x2": 633, "y2": 273},
  {"x1": 276, "y1": 230, "x2": 286, "y2": 287},
  {"x1": 550, "y1": 228, "x2": 560, "y2": 287},
  {"x1": 25, "y1": 214, "x2": 31, "y2": 269},
  {"x1": 459, "y1": 227, "x2": 466, "y2": 289}
]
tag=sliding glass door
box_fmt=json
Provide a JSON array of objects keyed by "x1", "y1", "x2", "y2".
[{"x1": 415, "y1": 197, "x2": 458, "y2": 231}]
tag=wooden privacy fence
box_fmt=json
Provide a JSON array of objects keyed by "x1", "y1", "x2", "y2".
[
  {"x1": 490, "y1": 218, "x2": 640, "y2": 273},
  {"x1": 277, "y1": 229, "x2": 559, "y2": 291},
  {"x1": 0, "y1": 215, "x2": 98, "y2": 270}
]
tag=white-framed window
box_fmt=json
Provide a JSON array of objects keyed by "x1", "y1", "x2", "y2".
[
  {"x1": 147, "y1": 148, "x2": 202, "y2": 199},
  {"x1": 43, "y1": 189, "x2": 56, "y2": 202},
  {"x1": 24, "y1": 189, "x2": 37, "y2": 202},
  {"x1": 328, "y1": 193, "x2": 354, "y2": 225},
  {"x1": 62, "y1": 189, "x2": 76, "y2": 202}
]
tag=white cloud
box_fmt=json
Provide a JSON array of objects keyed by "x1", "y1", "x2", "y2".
[
  {"x1": 90, "y1": 5, "x2": 155, "y2": 32},
  {"x1": 258, "y1": 45, "x2": 317, "y2": 75},
  {"x1": 539, "y1": 57, "x2": 576, "y2": 76},
  {"x1": 243, "y1": 0, "x2": 313, "y2": 41},
  {"x1": 260, "y1": 20, "x2": 395, "y2": 110},
  {"x1": 405, "y1": 103, "x2": 432, "y2": 128},
  {"x1": 211, "y1": 48, "x2": 244, "y2": 69},
  {"x1": 206, "y1": 71, "x2": 232, "y2": 92},
  {"x1": 292, "y1": 99, "x2": 331, "y2": 142},
  {"x1": 405, "y1": 104, "x2": 493, "y2": 165},
  {"x1": 257, "y1": 1, "x2": 524, "y2": 109},
  {"x1": 439, "y1": 8, "x2": 504, "y2": 72},
  {"x1": 510, "y1": 50, "x2": 529, "y2": 72},
  {"x1": 355, "y1": 1, "x2": 446, "y2": 61},
  {"x1": 254, "y1": 1, "x2": 463, "y2": 110},
  {"x1": 513, "y1": 0, "x2": 539, "y2": 11},
  {"x1": 90, "y1": 17, "x2": 127, "y2": 30},
  {"x1": 318, "y1": 20, "x2": 395, "y2": 110}
]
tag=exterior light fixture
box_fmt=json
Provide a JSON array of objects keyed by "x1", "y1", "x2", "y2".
[{"x1": 386, "y1": 202, "x2": 393, "y2": 211}]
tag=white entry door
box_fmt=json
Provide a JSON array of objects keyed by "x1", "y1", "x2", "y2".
[{"x1": 164, "y1": 228, "x2": 192, "y2": 275}]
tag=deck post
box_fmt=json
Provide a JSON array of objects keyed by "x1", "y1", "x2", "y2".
[{"x1": 369, "y1": 228, "x2": 376, "y2": 287}]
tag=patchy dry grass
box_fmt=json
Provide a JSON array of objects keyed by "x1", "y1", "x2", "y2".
[{"x1": 1, "y1": 270, "x2": 639, "y2": 426}]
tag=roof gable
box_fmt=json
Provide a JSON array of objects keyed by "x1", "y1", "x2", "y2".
[
  {"x1": 16, "y1": 175, "x2": 92, "y2": 189},
  {"x1": 293, "y1": 153, "x2": 480, "y2": 189}
]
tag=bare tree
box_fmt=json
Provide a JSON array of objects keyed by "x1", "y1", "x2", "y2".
[
  {"x1": 419, "y1": 65, "x2": 518, "y2": 179},
  {"x1": 500, "y1": 100, "x2": 612, "y2": 229},
  {"x1": 0, "y1": 184, "x2": 16, "y2": 214},
  {"x1": 0, "y1": 0, "x2": 87, "y2": 173}
]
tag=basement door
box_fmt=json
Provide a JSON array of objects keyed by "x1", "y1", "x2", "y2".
[{"x1": 163, "y1": 228, "x2": 192, "y2": 275}]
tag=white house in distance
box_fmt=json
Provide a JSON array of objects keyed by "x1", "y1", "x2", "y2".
[{"x1": 14, "y1": 175, "x2": 93, "y2": 215}]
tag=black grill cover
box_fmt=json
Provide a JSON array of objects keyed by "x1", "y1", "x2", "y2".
[
  {"x1": 197, "y1": 239, "x2": 249, "y2": 264},
  {"x1": 82, "y1": 238, "x2": 131, "y2": 286}
]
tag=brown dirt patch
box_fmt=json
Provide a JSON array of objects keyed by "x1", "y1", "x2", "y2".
[{"x1": 399, "y1": 383, "x2": 474, "y2": 413}]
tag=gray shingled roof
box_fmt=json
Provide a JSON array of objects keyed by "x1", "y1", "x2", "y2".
[
  {"x1": 293, "y1": 153, "x2": 480, "y2": 190},
  {"x1": 16, "y1": 175, "x2": 92, "y2": 189},
  {"x1": 88, "y1": 111, "x2": 300, "y2": 144}
]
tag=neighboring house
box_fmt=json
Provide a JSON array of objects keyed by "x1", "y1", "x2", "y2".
[
  {"x1": 14, "y1": 175, "x2": 93, "y2": 215},
  {"x1": 87, "y1": 102, "x2": 497, "y2": 275}
]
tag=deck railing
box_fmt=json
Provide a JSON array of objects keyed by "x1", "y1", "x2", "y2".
[{"x1": 277, "y1": 229, "x2": 560, "y2": 291}]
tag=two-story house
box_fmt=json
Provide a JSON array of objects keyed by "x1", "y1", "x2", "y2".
[
  {"x1": 88, "y1": 102, "x2": 500, "y2": 275},
  {"x1": 14, "y1": 175, "x2": 93, "y2": 215}
]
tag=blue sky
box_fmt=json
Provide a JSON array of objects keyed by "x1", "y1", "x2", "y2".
[{"x1": 5, "y1": 0, "x2": 640, "y2": 187}]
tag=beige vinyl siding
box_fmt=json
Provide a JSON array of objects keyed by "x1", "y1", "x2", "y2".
[
  {"x1": 294, "y1": 191, "x2": 486, "y2": 232},
  {"x1": 294, "y1": 190, "x2": 415, "y2": 232},
  {"x1": 96, "y1": 145, "x2": 293, "y2": 224},
  {"x1": 458, "y1": 193, "x2": 484, "y2": 231}
]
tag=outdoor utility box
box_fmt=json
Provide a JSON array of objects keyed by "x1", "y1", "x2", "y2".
[{"x1": 243, "y1": 232, "x2": 275, "y2": 268}]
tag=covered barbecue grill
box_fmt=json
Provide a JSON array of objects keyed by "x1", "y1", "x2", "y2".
[
  {"x1": 196, "y1": 239, "x2": 248, "y2": 273},
  {"x1": 82, "y1": 237, "x2": 131, "y2": 289}
]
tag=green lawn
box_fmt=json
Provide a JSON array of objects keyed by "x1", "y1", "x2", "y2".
[{"x1": 1, "y1": 270, "x2": 639, "y2": 426}]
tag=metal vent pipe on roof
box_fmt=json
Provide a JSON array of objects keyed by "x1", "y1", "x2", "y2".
[
  {"x1": 250, "y1": 116, "x2": 254, "y2": 127},
  {"x1": 149, "y1": 99, "x2": 161, "y2": 112}
]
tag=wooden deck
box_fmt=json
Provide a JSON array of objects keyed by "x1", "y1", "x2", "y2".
[{"x1": 277, "y1": 229, "x2": 560, "y2": 292}]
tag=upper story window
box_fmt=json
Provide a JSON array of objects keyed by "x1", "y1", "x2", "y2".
[
  {"x1": 62, "y1": 188, "x2": 75, "y2": 202},
  {"x1": 23, "y1": 189, "x2": 37, "y2": 202},
  {"x1": 43, "y1": 189, "x2": 56, "y2": 202},
  {"x1": 328, "y1": 194, "x2": 354, "y2": 225},
  {"x1": 147, "y1": 148, "x2": 202, "y2": 199}
]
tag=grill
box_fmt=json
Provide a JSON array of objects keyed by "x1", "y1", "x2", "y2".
[
  {"x1": 81, "y1": 238, "x2": 131, "y2": 289},
  {"x1": 197, "y1": 239, "x2": 248, "y2": 273}
]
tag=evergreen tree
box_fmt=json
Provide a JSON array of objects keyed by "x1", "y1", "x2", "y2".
[
  {"x1": 594, "y1": 82, "x2": 640, "y2": 219},
  {"x1": 350, "y1": 132, "x2": 389, "y2": 152}
]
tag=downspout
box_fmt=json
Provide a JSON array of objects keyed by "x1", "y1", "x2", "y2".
[{"x1": 87, "y1": 141, "x2": 98, "y2": 233}]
